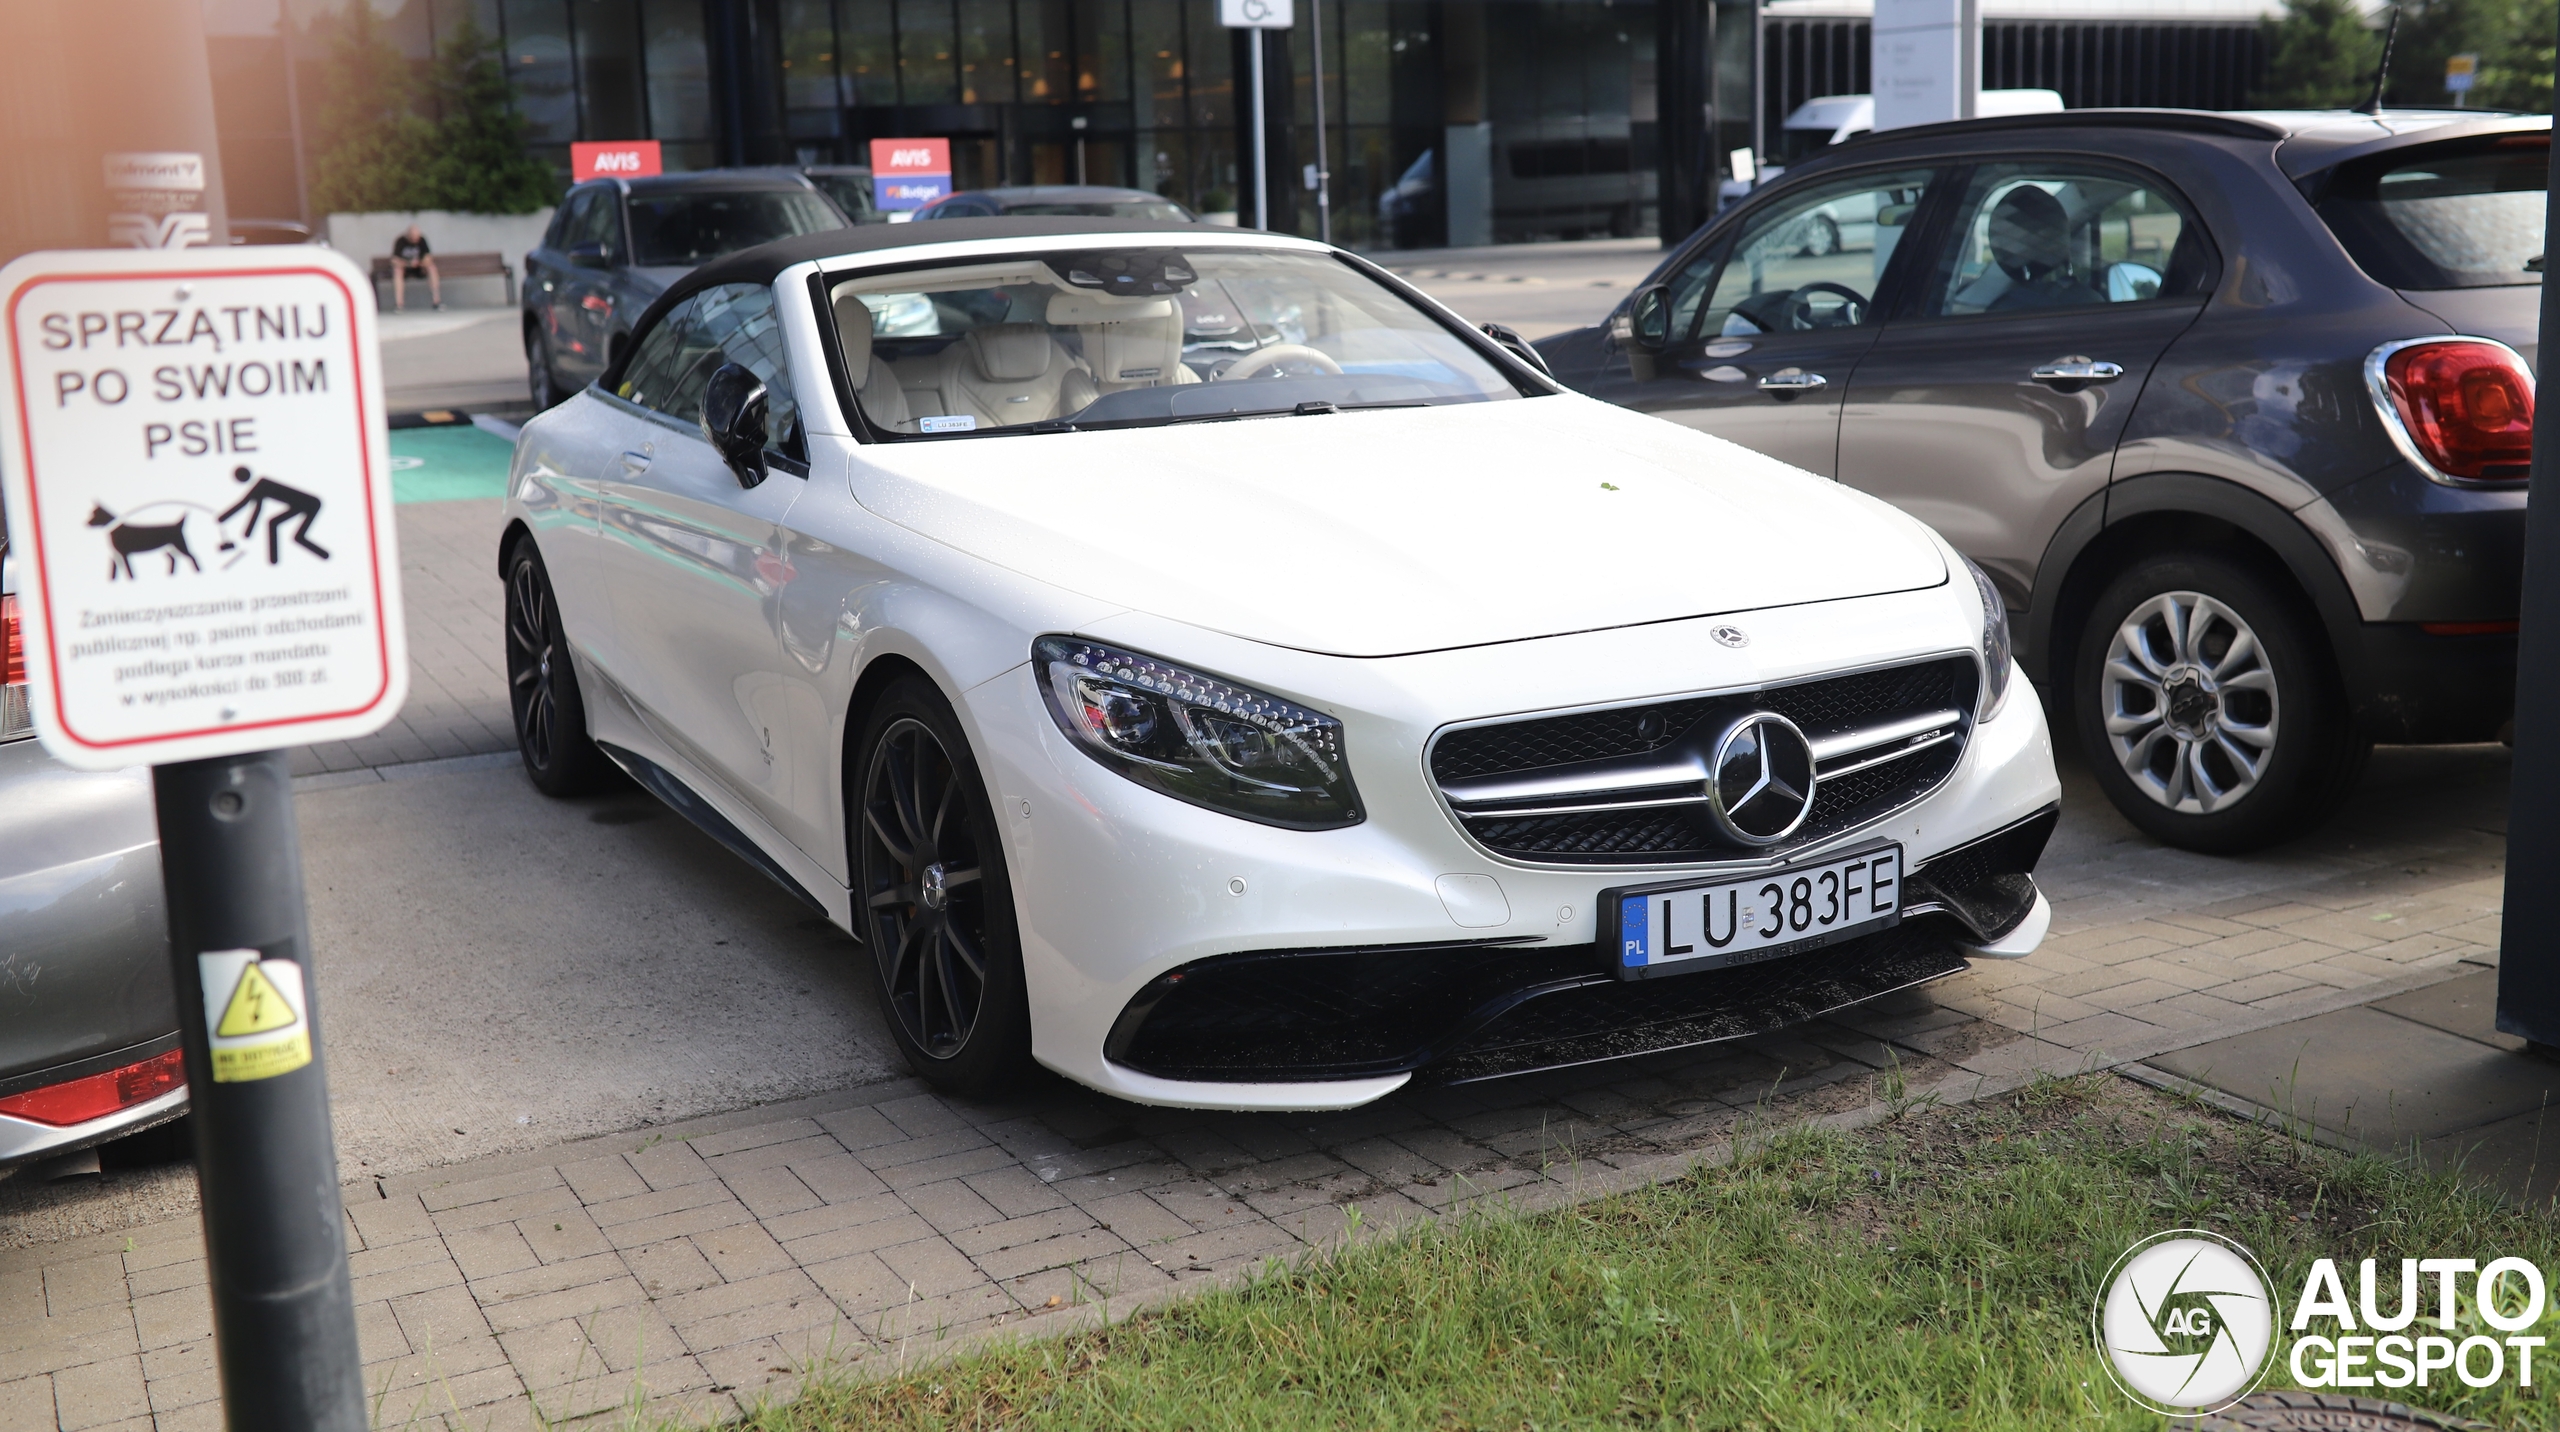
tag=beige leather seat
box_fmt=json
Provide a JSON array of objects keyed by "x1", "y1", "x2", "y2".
[
  {"x1": 911, "y1": 323, "x2": 1094, "y2": 427},
  {"x1": 1047, "y1": 291, "x2": 1199, "y2": 395},
  {"x1": 831, "y1": 294, "x2": 914, "y2": 434}
]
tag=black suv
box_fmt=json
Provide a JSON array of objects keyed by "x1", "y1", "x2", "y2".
[
  {"x1": 1538, "y1": 109, "x2": 2541, "y2": 852},
  {"x1": 525, "y1": 170, "x2": 847, "y2": 408}
]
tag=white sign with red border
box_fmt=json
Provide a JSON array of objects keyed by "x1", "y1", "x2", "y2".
[{"x1": 0, "y1": 246, "x2": 405, "y2": 771}]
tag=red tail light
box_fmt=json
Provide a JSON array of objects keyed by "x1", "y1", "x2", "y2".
[
  {"x1": 1, "y1": 593, "x2": 28, "y2": 742},
  {"x1": 2377, "y1": 339, "x2": 2535, "y2": 482},
  {"x1": 1, "y1": 593, "x2": 21, "y2": 685},
  {"x1": 0, "y1": 1048, "x2": 186, "y2": 1128}
]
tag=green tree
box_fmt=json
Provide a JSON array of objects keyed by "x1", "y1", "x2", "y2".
[
  {"x1": 2252, "y1": 0, "x2": 2386, "y2": 108},
  {"x1": 308, "y1": 0, "x2": 433, "y2": 213},
  {"x1": 417, "y1": 18, "x2": 559, "y2": 214},
  {"x1": 2381, "y1": 0, "x2": 2556, "y2": 111}
]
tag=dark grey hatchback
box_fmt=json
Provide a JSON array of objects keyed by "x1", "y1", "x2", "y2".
[
  {"x1": 524, "y1": 170, "x2": 848, "y2": 408},
  {"x1": 1537, "y1": 108, "x2": 2542, "y2": 852}
]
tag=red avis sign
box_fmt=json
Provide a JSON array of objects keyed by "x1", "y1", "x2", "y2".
[
  {"x1": 871, "y1": 138, "x2": 951, "y2": 176},
  {"x1": 571, "y1": 141, "x2": 663, "y2": 180}
]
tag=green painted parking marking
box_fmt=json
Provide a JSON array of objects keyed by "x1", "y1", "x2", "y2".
[{"x1": 389, "y1": 425, "x2": 514, "y2": 504}]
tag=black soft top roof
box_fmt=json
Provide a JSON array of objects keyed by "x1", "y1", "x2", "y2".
[{"x1": 606, "y1": 215, "x2": 1236, "y2": 392}]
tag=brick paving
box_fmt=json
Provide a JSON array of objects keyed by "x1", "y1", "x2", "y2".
[
  {"x1": 289, "y1": 498, "x2": 513, "y2": 779},
  {"x1": 10, "y1": 490, "x2": 2519, "y2": 1428}
]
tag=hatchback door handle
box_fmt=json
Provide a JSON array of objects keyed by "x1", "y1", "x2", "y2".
[
  {"x1": 1757, "y1": 368, "x2": 1829, "y2": 395},
  {"x1": 2031, "y1": 356, "x2": 2125, "y2": 385}
]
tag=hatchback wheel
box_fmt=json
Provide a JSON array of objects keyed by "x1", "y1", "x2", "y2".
[
  {"x1": 504, "y1": 543, "x2": 612, "y2": 795},
  {"x1": 2074, "y1": 554, "x2": 2363, "y2": 852},
  {"x1": 853, "y1": 678, "x2": 1031, "y2": 1092},
  {"x1": 526, "y1": 327, "x2": 563, "y2": 410}
]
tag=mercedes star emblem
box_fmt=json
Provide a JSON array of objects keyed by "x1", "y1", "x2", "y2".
[
  {"x1": 1711, "y1": 625, "x2": 1750, "y2": 648},
  {"x1": 1705, "y1": 712, "x2": 1817, "y2": 845}
]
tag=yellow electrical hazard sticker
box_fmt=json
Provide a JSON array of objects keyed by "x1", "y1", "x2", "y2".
[{"x1": 197, "y1": 950, "x2": 312, "y2": 1083}]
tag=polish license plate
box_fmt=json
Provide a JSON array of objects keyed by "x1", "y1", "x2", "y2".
[{"x1": 1603, "y1": 843, "x2": 1902, "y2": 980}]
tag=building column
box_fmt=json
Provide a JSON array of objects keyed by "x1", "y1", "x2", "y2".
[
  {"x1": 0, "y1": 0, "x2": 231, "y2": 264},
  {"x1": 1656, "y1": 0, "x2": 1716, "y2": 245}
]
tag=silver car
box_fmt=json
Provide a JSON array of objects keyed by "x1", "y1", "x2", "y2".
[{"x1": 0, "y1": 533, "x2": 187, "y2": 1174}]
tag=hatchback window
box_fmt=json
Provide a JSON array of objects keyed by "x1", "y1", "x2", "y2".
[
  {"x1": 1925, "y1": 164, "x2": 2212, "y2": 317},
  {"x1": 2317, "y1": 137, "x2": 2547, "y2": 290},
  {"x1": 830, "y1": 247, "x2": 1520, "y2": 437},
  {"x1": 1688, "y1": 169, "x2": 1938, "y2": 339},
  {"x1": 626, "y1": 191, "x2": 843, "y2": 267}
]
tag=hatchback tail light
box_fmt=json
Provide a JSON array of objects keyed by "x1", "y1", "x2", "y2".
[
  {"x1": 0, "y1": 1048, "x2": 186, "y2": 1128},
  {"x1": 2370, "y1": 337, "x2": 2535, "y2": 483},
  {"x1": 1, "y1": 593, "x2": 30, "y2": 742}
]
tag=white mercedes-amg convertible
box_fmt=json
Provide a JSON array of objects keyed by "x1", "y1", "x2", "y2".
[{"x1": 498, "y1": 215, "x2": 2060, "y2": 1111}]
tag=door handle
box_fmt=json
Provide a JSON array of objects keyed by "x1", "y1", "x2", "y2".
[
  {"x1": 618, "y1": 451, "x2": 651, "y2": 474},
  {"x1": 2030, "y1": 356, "x2": 2125, "y2": 385},
  {"x1": 1756, "y1": 368, "x2": 1828, "y2": 398}
]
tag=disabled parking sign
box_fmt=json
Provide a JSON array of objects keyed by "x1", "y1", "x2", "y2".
[{"x1": 0, "y1": 246, "x2": 405, "y2": 770}]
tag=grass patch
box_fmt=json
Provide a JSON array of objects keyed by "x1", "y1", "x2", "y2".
[{"x1": 734, "y1": 1075, "x2": 2560, "y2": 1430}]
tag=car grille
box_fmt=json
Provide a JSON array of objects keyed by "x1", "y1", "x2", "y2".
[{"x1": 1429, "y1": 655, "x2": 1979, "y2": 865}]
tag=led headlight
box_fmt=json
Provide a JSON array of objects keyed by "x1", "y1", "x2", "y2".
[
  {"x1": 1033, "y1": 637, "x2": 1363, "y2": 830},
  {"x1": 1964, "y1": 555, "x2": 2013, "y2": 721}
]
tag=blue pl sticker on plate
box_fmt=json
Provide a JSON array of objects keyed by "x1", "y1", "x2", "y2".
[{"x1": 1620, "y1": 893, "x2": 1648, "y2": 966}]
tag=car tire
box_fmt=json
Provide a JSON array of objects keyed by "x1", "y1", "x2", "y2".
[
  {"x1": 503, "y1": 541, "x2": 614, "y2": 796},
  {"x1": 2073, "y1": 552, "x2": 2365, "y2": 853},
  {"x1": 527, "y1": 325, "x2": 563, "y2": 410},
  {"x1": 851, "y1": 676, "x2": 1033, "y2": 1094}
]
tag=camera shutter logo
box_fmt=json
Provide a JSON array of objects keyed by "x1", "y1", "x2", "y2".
[{"x1": 2094, "y1": 1229, "x2": 2278, "y2": 1415}]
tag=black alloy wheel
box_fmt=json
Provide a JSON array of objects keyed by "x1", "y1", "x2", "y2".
[
  {"x1": 2073, "y1": 551, "x2": 2365, "y2": 854},
  {"x1": 503, "y1": 543, "x2": 611, "y2": 795},
  {"x1": 853, "y1": 678, "x2": 1031, "y2": 1091}
]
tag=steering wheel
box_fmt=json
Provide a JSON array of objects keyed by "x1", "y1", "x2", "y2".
[
  {"x1": 1781, "y1": 282, "x2": 1870, "y2": 331},
  {"x1": 1219, "y1": 343, "x2": 1344, "y2": 380}
]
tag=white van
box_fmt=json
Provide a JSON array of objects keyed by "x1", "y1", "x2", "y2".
[{"x1": 1720, "y1": 89, "x2": 2066, "y2": 207}]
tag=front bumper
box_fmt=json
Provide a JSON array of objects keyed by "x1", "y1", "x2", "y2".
[
  {"x1": 1102, "y1": 808, "x2": 2056, "y2": 1085},
  {"x1": 971, "y1": 593, "x2": 2063, "y2": 1111}
]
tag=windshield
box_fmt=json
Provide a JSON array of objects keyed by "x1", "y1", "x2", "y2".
[
  {"x1": 2316, "y1": 137, "x2": 2547, "y2": 290},
  {"x1": 1006, "y1": 200, "x2": 1194, "y2": 221},
  {"x1": 1775, "y1": 126, "x2": 1845, "y2": 167},
  {"x1": 806, "y1": 173, "x2": 877, "y2": 221},
  {"x1": 831, "y1": 247, "x2": 1523, "y2": 438},
  {"x1": 627, "y1": 190, "x2": 844, "y2": 267}
]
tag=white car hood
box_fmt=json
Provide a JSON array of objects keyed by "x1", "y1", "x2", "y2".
[{"x1": 845, "y1": 396, "x2": 1948, "y2": 658}]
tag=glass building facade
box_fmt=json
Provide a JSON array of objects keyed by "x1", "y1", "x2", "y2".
[{"x1": 213, "y1": 0, "x2": 2266, "y2": 250}]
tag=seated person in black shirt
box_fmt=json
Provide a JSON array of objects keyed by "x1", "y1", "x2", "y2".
[{"x1": 391, "y1": 225, "x2": 440, "y2": 312}]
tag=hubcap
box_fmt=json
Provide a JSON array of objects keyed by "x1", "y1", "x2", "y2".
[
  {"x1": 859, "y1": 719, "x2": 988, "y2": 1060},
  {"x1": 504, "y1": 561, "x2": 559, "y2": 768},
  {"x1": 2100, "y1": 590, "x2": 2280, "y2": 815}
]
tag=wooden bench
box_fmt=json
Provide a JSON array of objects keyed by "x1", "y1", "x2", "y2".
[{"x1": 369, "y1": 251, "x2": 515, "y2": 307}]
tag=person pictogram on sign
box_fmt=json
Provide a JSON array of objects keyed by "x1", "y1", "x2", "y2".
[{"x1": 219, "y1": 465, "x2": 330, "y2": 565}]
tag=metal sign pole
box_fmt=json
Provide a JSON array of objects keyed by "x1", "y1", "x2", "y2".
[
  {"x1": 1312, "y1": 0, "x2": 1331, "y2": 243},
  {"x1": 155, "y1": 750, "x2": 365, "y2": 1430},
  {"x1": 1251, "y1": 31, "x2": 1270, "y2": 230},
  {"x1": 2495, "y1": 22, "x2": 2560, "y2": 1052}
]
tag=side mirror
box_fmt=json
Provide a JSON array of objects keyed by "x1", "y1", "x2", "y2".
[
  {"x1": 700, "y1": 363, "x2": 770, "y2": 487},
  {"x1": 2106, "y1": 261, "x2": 2164, "y2": 302},
  {"x1": 568, "y1": 241, "x2": 610, "y2": 269},
  {"x1": 1611, "y1": 282, "x2": 1672, "y2": 381}
]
